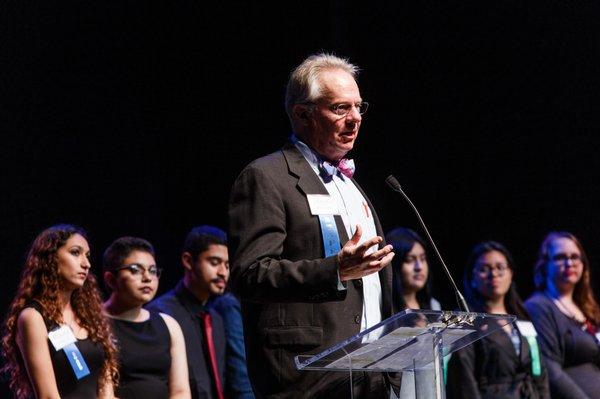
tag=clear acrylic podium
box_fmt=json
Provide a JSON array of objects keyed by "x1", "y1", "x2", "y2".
[{"x1": 295, "y1": 309, "x2": 516, "y2": 399}]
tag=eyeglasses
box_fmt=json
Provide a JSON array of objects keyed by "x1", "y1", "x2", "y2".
[
  {"x1": 550, "y1": 253, "x2": 582, "y2": 264},
  {"x1": 473, "y1": 263, "x2": 509, "y2": 276},
  {"x1": 114, "y1": 263, "x2": 162, "y2": 278},
  {"x1": 305, "y1": 101, "x2": 369, "y2": 117},
  {"x1": 329, "y1": 102, "x2": 369, "y2": 116}
]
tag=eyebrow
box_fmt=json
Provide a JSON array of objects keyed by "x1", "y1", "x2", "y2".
[
  {"x1": 69, "y1": 245, "x2": 89, "y2": 251},
  {"x1": 128, "y1": 263, "x2": 157, "y2": 268}
]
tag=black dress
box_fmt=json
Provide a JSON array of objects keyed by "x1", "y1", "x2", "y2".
[
  {"x1": 111, "y1": 311, "x2": 172, "y2": 399},
  {"x1": 24, "y1": 303, "x2": 105, "y2": 399},
  {"x1": 525, "y1": 292, "x2": 600, "y2": 399},
  {"x1": 446, "y1": 323, "x2": 550, "y2": 399}
]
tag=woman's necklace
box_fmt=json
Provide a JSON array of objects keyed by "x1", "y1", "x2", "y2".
[{"x1": 553, "y1": 296, "x2": 586, "y2": 324}]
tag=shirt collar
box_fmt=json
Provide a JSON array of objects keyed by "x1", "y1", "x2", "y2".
[
  {"x1": 291, "y1": 134, "x2": 324, "y2": 174},
  {"x1": 174, "y1": 280, "x2": 207, "y2": 314}
]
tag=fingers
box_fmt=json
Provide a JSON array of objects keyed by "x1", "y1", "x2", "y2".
[
  {"x1": 341, "y1": 234, "x2": 386, "y2": 259},
  {"x1": 368, "y1": 251, "x2": 395, "y2": 268},
  {"x1": 349, "y1": 224, "x2": 362, "y2": 245},
  {"x1": 367, "y1": 244, "x2": 393, "y2": 260}
]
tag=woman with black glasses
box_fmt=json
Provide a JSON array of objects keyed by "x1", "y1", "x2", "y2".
[
  {"x1": 102, "y1": 237, "x2": 191, "y2": 399},
  {"x1": 447, "y1": 241, "x2": 549, "y2": 399},
  {"x1": 525, "y1": 231, "x2": 600, "y2": 399}
]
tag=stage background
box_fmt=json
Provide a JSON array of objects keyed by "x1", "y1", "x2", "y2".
[{"x1": 2, "y1": 1, "x2": 600, "y2": 394}]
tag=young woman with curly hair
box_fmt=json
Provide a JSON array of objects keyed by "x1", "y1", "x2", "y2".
[{"x1": 1, "y1": 224, "x2": 118, "y2": 398}]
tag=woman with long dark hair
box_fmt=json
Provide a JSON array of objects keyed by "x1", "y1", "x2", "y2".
[
  {"x1": 1, "y1": 224, "x2": 118, "y2": 398},
  {"x1": 447, "y1": 241, "x2": 549, "y2": 398},
  {"x1": 525, "y1": 231, "x2": 600, "y2": 398},
  {"x1": 385, "y1": 227, "x2": 440, "y2": 312}
]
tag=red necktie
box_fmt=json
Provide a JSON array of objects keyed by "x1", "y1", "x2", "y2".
[{"x1": 200, "y1": 311, "x2": 225, "y2": 399}]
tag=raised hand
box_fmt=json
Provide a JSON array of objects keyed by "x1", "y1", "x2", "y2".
[{"x1": 337, "y1": 224, "x2": 394, "y2": 282}]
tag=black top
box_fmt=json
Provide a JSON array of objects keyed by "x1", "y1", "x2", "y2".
[
  {"x1": 111, "y1": 311, "x2": 172, "y2": 399},
  {"x1": 447, "y1": 323, "x2": 550, "y2": 399},
  {"x1": 525, "y1": 292, "x2": 600, "y2": 399},
  {"x1": 25, "y1": 302, "x2": 104, "y2": 399}
]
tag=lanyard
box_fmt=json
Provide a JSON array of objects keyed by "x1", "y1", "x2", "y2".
[
  {"x1": 318, "y1": 214, "x2": 341, "y2": 257},
  {"x1": 516, "y1": 321, "x2": 541, "y2": 377}
]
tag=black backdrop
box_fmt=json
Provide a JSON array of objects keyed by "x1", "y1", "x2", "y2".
[{"x1": 2, "y1": 1, "x2": 600, "y2": 394}]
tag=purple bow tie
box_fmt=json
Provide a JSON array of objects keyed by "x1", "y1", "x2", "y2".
[{"x1": 318, "y1": 158, "x2": 355, "y2": 182}]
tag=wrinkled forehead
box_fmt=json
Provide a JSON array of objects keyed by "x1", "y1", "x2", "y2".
[{"x1": 316, "y1": 69, "x2": 361, "y2": 100}]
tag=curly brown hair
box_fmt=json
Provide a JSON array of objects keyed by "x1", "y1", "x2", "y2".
[
  {"x1": 1, "y1": 224, "x2": 119, "y2": 398},
  {"x1": 534, "y1": 231, "x2": 600, "y2": 325}
]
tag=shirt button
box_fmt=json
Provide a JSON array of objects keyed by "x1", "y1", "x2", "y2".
[{"x1": 354, "y1": 315, "x2": 361, "y2": 324}]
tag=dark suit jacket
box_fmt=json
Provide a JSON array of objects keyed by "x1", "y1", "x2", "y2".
[
  {"x1": 447, "y1": 326, "x2": 550, "y2": 399},
  {"x1": 147, "y1": 280, "x2": 226, "y2": 399},
  {"x1": 229, "y1": 142, "x2": 393, "y2": 398}
]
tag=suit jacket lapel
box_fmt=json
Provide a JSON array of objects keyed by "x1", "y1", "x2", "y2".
[
  {"x1": 281, "y1": 142, "x2": 350, "y2": 245},
  {"x1": 282, "y1": 141, "x2": 393, "y2": 317}
]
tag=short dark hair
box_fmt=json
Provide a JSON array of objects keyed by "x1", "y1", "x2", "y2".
[
  {"x1": 182, "y1": 225, "x2": 227, "y2": 260},
  {"x1": 103, "y1": 236, "x2": 155, "y2": 272}
]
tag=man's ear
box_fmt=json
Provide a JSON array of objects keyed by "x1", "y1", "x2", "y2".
[
  {"x1": 181, "y1": 252, "x2": 194, "y2": 271},
  {"x1": 292, "y1": 104, "x2": 311, "y2": 121},
  {"x1": 103, "y1": 271, "x2": 116, "y2": 291}
]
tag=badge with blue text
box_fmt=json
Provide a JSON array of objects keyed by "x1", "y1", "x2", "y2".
[{"x1": 48, "y1": 325, "x2": 90, "y2": 379}]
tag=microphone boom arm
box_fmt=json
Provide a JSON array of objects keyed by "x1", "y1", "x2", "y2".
[{"x1": 385, "y1": 175, "x2": 470, "y2": 313}]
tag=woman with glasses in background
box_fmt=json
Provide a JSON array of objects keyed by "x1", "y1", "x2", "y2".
[
  {"x1": 525, "y1": 232, "x2": 600, "y2": 398},
  {"x1": 102, "y1": 237, "x2": 191, "y2": 399},
  {"x1": 1, "y1": 224, "x2": 118, "y2": 398},
  {"x1": 385, "y1": 227, "x2": 440, "y2": 312},
  {"x1": 447, "y1": 241, "x2": 549, "y2": 399}
]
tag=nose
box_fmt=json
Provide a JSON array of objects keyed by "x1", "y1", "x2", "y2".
[
  {"x1": 81, "y1": 257, "x2": 91, "y2": 269},
  {"x1": 346, "y1": 104, "x2": 362, "y2": 122},
  {"x1": 217, "y1": 263, "x2": 229, "y2": 278},
  {"x1": 140, "y1": 269, "x2": 153, "y2": 281},
  {"x1": 413, "y1": 260, "x2": 422, "y2": 271}
]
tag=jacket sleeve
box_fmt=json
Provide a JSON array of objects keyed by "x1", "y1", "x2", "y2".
[
  {"x1": 229, "y1": 164, "x2": 346, "y2": 304},
  {"x1": 525, "y1": 300, "x2": 591, "y2": 399},
  {"x1": 446, "y1": 345, "x2": 482, "y2": 399}
]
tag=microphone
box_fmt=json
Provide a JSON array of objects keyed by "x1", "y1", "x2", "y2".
[{"x1": 385, "y1": 175, "x2": 470, "y2": 313}]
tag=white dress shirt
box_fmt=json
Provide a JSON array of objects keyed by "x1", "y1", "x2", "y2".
[{"x1": 292, "y1": 136, "x2": 382, "y2": 334}]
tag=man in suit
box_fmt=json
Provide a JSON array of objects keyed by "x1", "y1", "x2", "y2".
[
  {"x1": 147, "y1": 226, "x2": 228, "y2": 399},
  {"x1": 229, "y1": 53, "x2": 396, "y2": 398}
]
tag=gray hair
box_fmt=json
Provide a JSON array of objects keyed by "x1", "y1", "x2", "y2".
[{"x1": 284, "y1": 53, "x2": 359, "y2": 123}]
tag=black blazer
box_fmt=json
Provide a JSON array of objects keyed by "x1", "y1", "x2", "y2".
[
  {"x1": 229, "y1": 142, "x2": 393, "y2": 398},
  {"x1": 147, "y1": 280, "x2": 226, "y2": 399},
  {"x1": 447, "y1": 325, "x2": 550, "y2": 399}
]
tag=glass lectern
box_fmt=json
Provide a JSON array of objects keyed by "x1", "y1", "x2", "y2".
[{"x1": 295, "y1": 309, "x2": 516, "y2": 399}]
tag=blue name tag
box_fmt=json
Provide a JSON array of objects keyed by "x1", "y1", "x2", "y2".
[
  {"x1": 63, "y1": 342, "x2": 90, "y2": 380},
  {"x1": 318, "y1": 214, "x2": 341, "y2": 257}
]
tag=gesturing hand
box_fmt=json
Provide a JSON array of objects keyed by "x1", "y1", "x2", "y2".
[{"x1": 337, "y1": 224, "x2": 394, "y2": 282}]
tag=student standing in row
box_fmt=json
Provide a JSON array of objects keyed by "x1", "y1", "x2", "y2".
[
  {"x1": 1, "y1": 224, "x2": 118, "y2": 398},
  {"x1": 447, "y1": 241, "x2": 549, "y2": 398},
  {"x1": 102, "y1": 236, "x2": 190, "y2": 399},
  {"x1": 525, "y1": 231, "x2": 600, "y2": 398}
]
